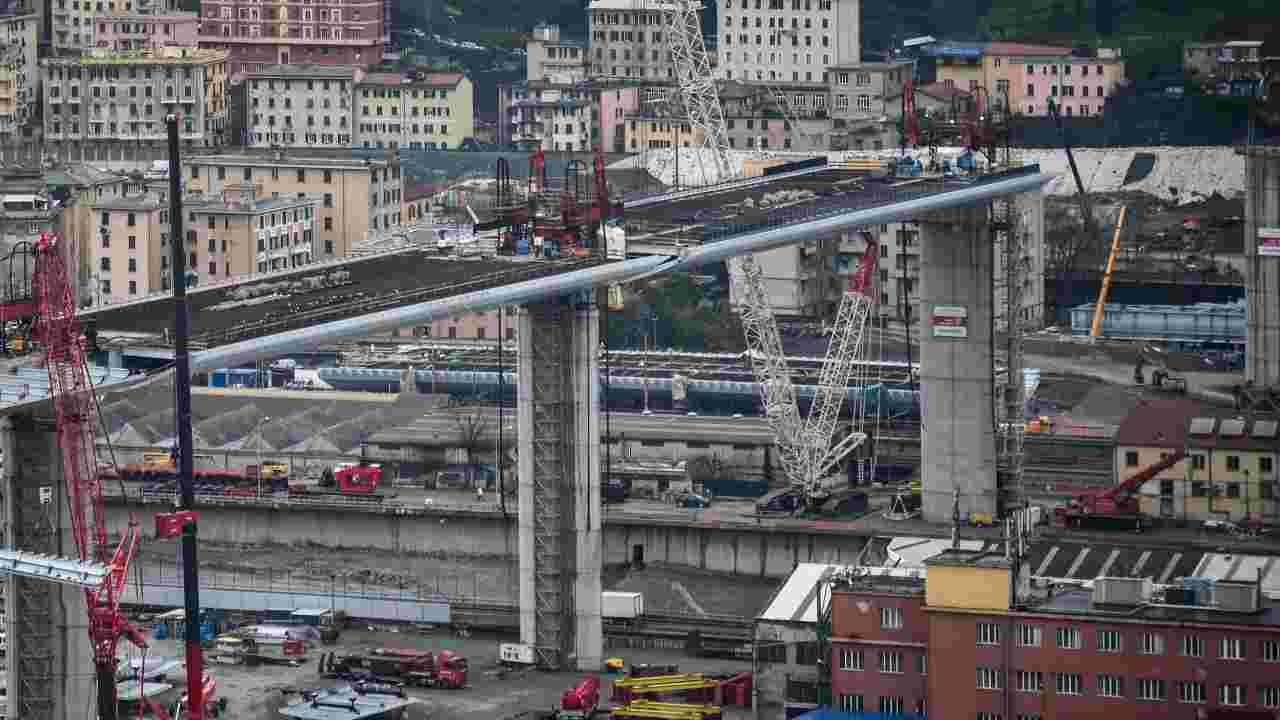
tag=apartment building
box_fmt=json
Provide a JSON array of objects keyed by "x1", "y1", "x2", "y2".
[
  {"x1": 826, "y1": 548, "x2": 1280, "y2": 720},
  {"x1": 528, "y1": 23, "x2": 587, "y2": 83},
  {"x1": 93, "y1": 11, "x2": 198, "y2": 51},
  {"x1": 717, "y1": 0, "x2": 859, "y2": 84},
  {"x1": 827, "y1": 61, "x2": 911, "y2": 151},
  {"x1": 720, "y1": 80, "x2": 829, "y2": 152},
  {"x1": 929, "y1": 41, "x2": 1125, "y2": 117},
  {"x1": 0, "y1": 12, "x2": 38, "y2": 147},
  {"x1": 498, "y1": 80, "x2": 594, "y2": 151},
  {"x1": 1185, "y1": 40, "x2": 1267, "y2": 84},
  {"x1": 88, "y1": 191, "x2": 165, "y2": 303},
  {"x1": 184, "y1": 186, "x2": 318, "y2": 276},
  {"x1": 196, "y1": 0, "x2": 389, "y2": 77},
  {"x1": 587, "y1": 0, "x2": 679, "y2": 82},
  {"x1": 355, "y1": 71, "x2": 474, "y2": 150},
  {"x1": 1116, "y1": 398, "x2": 1280, "y2": 523},
  {"x1": 185, "y1": 152, "x2": 402, "y2": 258},
  {"x1": 41, "y1": 47, "x2": 230, "y2": 162},
  {"x1": 231, "y1": 64, "x2": 357, "y2": 148}
]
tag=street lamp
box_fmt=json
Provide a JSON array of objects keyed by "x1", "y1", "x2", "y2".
[{"x1": 256, "y1": 416, "x2": 271, "y2": 497}]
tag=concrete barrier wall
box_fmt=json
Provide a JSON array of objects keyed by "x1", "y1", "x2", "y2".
[{"x1": 106, "y1": 504, "x2": 868, "y2": 578}]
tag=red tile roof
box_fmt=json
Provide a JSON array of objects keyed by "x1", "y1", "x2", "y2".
[
  {"x1": 416, "y1": 72, "x2": 465, "y2": 88},
  {"x1": 984, "y1": 41, "x2": 1074, "y2": 57},
  {"x1": 916, "y1": 81, "x2": 971, "y2": 101},
  {"x1": 1113, "y1": 396, "x2": 1224, "y2": 448}
]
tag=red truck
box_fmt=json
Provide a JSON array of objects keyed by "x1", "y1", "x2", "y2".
[
  {"x1": 558, "y1": 676, "x2": 600, "y2": 720},
  {"x1": 327, "y1": 648, "x2": 467, "y2": 689}
]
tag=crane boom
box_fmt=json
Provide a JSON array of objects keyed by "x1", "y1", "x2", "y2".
[
  {"x1": 663, "y1": 0, "x2": 732, "y2": 184},
  {"x1": 1090, "y1": 205, "x2": 1127, "y2": 339},
  {"x1": 33, "y1": 233, "x2": 146, "y2": 720}
]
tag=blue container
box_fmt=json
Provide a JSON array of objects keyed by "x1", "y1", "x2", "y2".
[
  {"x1": 153, "y1": 624, "x2": 169, "y2": 640},
  {"x1": 200, "y1": 622, "x2": 216, "y2": 642},
  {"x1": 516, "y1": 241, "x2": 530, "y2": 255}
]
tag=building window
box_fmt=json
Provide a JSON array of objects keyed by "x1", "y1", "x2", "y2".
[
  {"x1": 1263, "y1": 640, "x2": 1280, "y2": 662},
  {"x1": 1220, "y1": 637, "x2": 1245, "y2": 660},
  {"x1": 324, "y1": 193, "x2": 334, "y2": 208},
  {"x1": 1097, "y1": 630, "x2": 1122, "y2": 653},
  {"x1": 1097, "y1": 674, "x2": 1123, "y2": 698},
  {"x1": 1138, "y1": 633, "x2": 1165, "y2": 655},
  {"x1": 1137, "y1": 679, "x2": 1166, "y2": 701},
  {"x1": 323, "y1": 170, "x2": 333, "y2": 184},
  {"x1": 1056, "y1": 673, "x2": 1083, "y2": 695},
  {"x1": 127, "y1": 258, "x2": 136, "y2": 273},
  {"x1": 128, "y1": 236, "x2": 136, "y2": 250},
  {"x1": 838, "y1": 648, "x2": 863, "y2": 671},
  {"x1": 1227, "y1": 455, "x2": 1241, "y2": 471},
  {"x1": 837, "y1": 695, "x2": 863, "y2": 713},
  {"x1": 127, "y1": 212, "x2": 136, "y2": 227},
  {"x1": 1261, "y1": 457, "x2": 1274, "y2": 474},
  {"x1": 1181, "y1": 635, "x2": 1204, "y2": 657},
  {"x1": 208, "y1": 262, "x2": 216, "y2": 276},
  {"x1": 880, "y1": 607, "x2": 902, "y2": 630},
  {"x1": 1056, "y1": 627, "x2": 1081, "y2": 650},
  {"x1": 1016, "y1": 671, "x2": 1044, "y2": 693},
  {"x1": 100, "y1": 258, "x2": 111, "y2": 271},
  {"x1": 1124, "y1": 451, "x2": 1139, "y2": 467},
  {"x1": 877, "y1": 697, "x2": 903, "y2": 715},
  {"x1": 1261, "y1": 687, "x2": 1280, "y2": 708},
  {"x1": 977, "y1": 623, "x2": 1001, "y2": 645},
  {"x1": 1016, "y1": 625, "x2": 1041, "y2": 647},
  {"x1": 1017, "y1": 716, "x2": 1043, "y2": 720},
  {"x1": 976, "y1": 714, "x2": 1000, "y2": 720},
  {"x1": 1219, "y1": 684, "x2": 1247, "y2": 707},
  {"x1": 877, "y1": 651, "x2": 902, "y2": 674},
  {"x1": 977, "y1": 667, "x2": 1003, "y2": 690},
  {"x1": 128, "y1": 281, "x2": 137, "y2": 295},
  {"x1": 1179, "y1": 681, "x2": 1206, "y2": 704}
]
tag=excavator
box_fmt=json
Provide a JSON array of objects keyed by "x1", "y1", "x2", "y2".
[{"x1": 1054, "y1": 450, "x2": 1187, "y2": 531}]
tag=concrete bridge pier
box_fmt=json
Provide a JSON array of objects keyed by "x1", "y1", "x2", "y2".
[
  {"x1": 917, "y1": 206, "x2": 997, "y2": 523},
  {"x1": 516, "y1": 296, "x2": 602, "y2": 671},
  {"x1": 1, "y1": 413, "x2": 95, "y2": 720},
  {"x1": 1244, "y1": 146, "x2": 1280, "y2": 386}
]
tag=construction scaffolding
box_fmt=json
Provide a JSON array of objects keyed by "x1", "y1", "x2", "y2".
[{"x1": 992, "y1": 193, "x2": 1028, "y2": 516}]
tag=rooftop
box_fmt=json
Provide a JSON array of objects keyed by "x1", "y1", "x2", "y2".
[
  {"x1": 587, "y1": 0, "x2": 680, "y2": 11},
  {"x1": 244, "y1": 63, "x2": 359, "y2": 80},
  {"x1": 983, "y1": 41, "x2": 1075, "y2": 57},
  {"x1": 828, "y1": 60, "x2": 915, "y2": 72},
  {"x1": 1184, "y1": 414, "x2": 1280, "y2": 452},
  {"x1": 185, "y1": 191, "x2": 316, "y2": 215},
  {"x1": 43, "y1": 163, "x2": 124, "y2": 189},
  {"x1": 90, "y1": 192, "x2": 163, "y2": 211},
  {"x1": 1114, "y1": 396, "x2": 1225, "y2": 448},
  {"x1": 1029, "y1": 587, "x2": 1280, "y2": 627},
  {"x1": 924, "y1": 547, "x2": 1012, "y2": 569},
  {"x1": 44, "y1": 46, "x2": 226, "y2": 65},
  {"x1": 188, "y1": 152, "x2": 391, "y2": 170},
  {"x1": 359, "y1": 71, "x2": 466, "y2": 88}
]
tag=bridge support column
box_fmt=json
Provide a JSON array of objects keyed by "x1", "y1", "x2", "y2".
[
  {"x1": 516, "y1": 297, "x2": 602, "y2": 671},
  {"x1": 1, "y1": 413, "x2": 94, "y2": 720},
  {"x1": 918, "y1": 206, "x2": 997, "y2": 524},
  {"x1": 1245, "y1": 148, "x2": 1280, "y2": 386}
]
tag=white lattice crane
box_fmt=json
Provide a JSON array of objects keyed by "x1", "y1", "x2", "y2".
[{"x1": 658, "y1": 1, "x2": 879, "y2": 506}]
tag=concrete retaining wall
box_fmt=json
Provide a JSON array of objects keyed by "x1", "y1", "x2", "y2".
[{"x1": 106, "y1": 504, "x2": 868, "y2": 578}]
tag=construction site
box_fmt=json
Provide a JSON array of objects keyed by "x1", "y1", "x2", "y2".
[{"x1": 0, "y1": 3, "x2": 1278, "y2": 720}]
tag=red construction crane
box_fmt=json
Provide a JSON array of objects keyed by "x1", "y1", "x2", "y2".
[
  {"x1": 32, "y1": 232, "x2": 148, "y2": 720},
  {"x1": 1054, "y1": 449, "x2": 1187, "y2": 531}
]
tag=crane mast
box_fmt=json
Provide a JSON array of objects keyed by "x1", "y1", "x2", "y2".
[
  {"x1": 662, "y1": 0, "x2": 733, "y2": 185},
  {"x1": 33, "y1": 233, "x2": 146, "y2": 720}
]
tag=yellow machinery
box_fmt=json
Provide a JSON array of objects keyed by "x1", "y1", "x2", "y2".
[
  {"x1": 613, "y1": 673, "x2": 720, "y2": 697},
  {"x1": 611, "y1": 701, "x2": 723, "y2": 720},
  {"x1": 605, "y1": 657, "x2": 625, "y2": 671},
  {"x1": 1089, "y1": 205, "x2": 1128, "y2": 339}
]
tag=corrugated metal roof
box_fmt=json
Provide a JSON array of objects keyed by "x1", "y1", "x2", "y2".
[{"x1": 758, "y1": 563, "x2": 839, "y2": 623}]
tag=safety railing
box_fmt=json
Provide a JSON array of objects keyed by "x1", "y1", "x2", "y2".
[{"x1": 106, "y1": 486, "x2": 503, "y2": 516}]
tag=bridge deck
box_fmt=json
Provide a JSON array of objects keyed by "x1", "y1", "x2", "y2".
[{"x1": 91, "y1": 253, "x2": 607, "y2": 348}]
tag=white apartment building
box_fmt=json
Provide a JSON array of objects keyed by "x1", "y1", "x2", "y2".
[
  {"x1": 234, "y1": 64, "x2": 357, "y2": 148},
  {"x1": 52, "y1": 0, "x2": 176, "y2": 52},
  {"x1": 717, "y1": 0, "x2": 859, "y2": 84},
  {"x1": 498, "y1": 81, "x2": 594, "y2": 152},
  {"x1": 587, "y1": 0, "x2": 679, "y2": 81},
  {"x1": 41, "y1": 47, "x2": 230, "y2": 163},
  {"x1": 355, "y1": 71, "x2": 474, "y2": 150},
  {"x1": 527, "y1": 23, "x2": 587, "y2": 83}
]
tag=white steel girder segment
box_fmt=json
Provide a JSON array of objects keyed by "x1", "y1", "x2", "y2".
[{"x1": 663, "y1": 0, "x2": 733, "y2": 184}]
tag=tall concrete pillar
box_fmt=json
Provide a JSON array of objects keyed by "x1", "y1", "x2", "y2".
[
  {"x1": 917, "y1": 206, "x2": 997, "y2": 523},
  {"x1": 1244, "y1": 148, "x2": 1280, "y2": 386},
  {"x1": 515, "y1": 296, "x2": 602, "y2": 671},
  {"x1": 1, "y1": 412, "x2": 94, "y2": 720}
]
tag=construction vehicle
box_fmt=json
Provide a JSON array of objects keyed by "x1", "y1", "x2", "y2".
[
  {"x1": 319, "y1": 442, "x2": 384, "y2": 495},
  {"x1": 557, "y1": 676, "x2": 601, "y2": 720},
  {"x1": 1053, "y1": 450, "x2": 1187, "y2": 531},
  {"x1": 1134, "y1": 345, "x2": 1187, "y2": 393},
  {"x1": 323, "y1": 648, "x2": 468, "y2": 689}
]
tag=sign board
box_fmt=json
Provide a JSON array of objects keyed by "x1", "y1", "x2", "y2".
[
  {"x1": 931, "y1": 305, "x2": 969, "y2": 338},
  {"x1": 39, "y1": 486, "x2": 53, "y2": 505},
  {"x1": 1261, "y1": 228, "x2": 1280, "y2": 257}
]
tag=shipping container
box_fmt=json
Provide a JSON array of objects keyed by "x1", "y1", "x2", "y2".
[
  {"x1": 700, "y1": 477, "x2": 770, "y2": 498},
  {"x1": 498, "y1": 642, "x2": 535, "y2": 666},
  {"x1": 602, "y1": 591, "x2": 644, "y2": 619}
]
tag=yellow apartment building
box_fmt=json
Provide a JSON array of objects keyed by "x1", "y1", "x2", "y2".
[
  {"x1": 183, "y1": 186, "x2": 318, "y2": 276},
  {"x1": 185, "y1": 152, "x2": 403, "y2": 259},
  {"x1": 622, "y1": 115, "x2": 705, "y2": 152},
  {"x1": 356, "y1": 71, "x2": 475, "y2": 150}
]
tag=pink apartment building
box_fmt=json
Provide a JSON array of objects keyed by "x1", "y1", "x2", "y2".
[
  {"x1": 94, "y1": 12, "x2": 198, "y2": 50},
  {"x1": 197, "y1": 0, "x2": 389, "y2": 77},
  {"x1": 393, "y1": 309, "x2": 517, "y2": 342}
]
